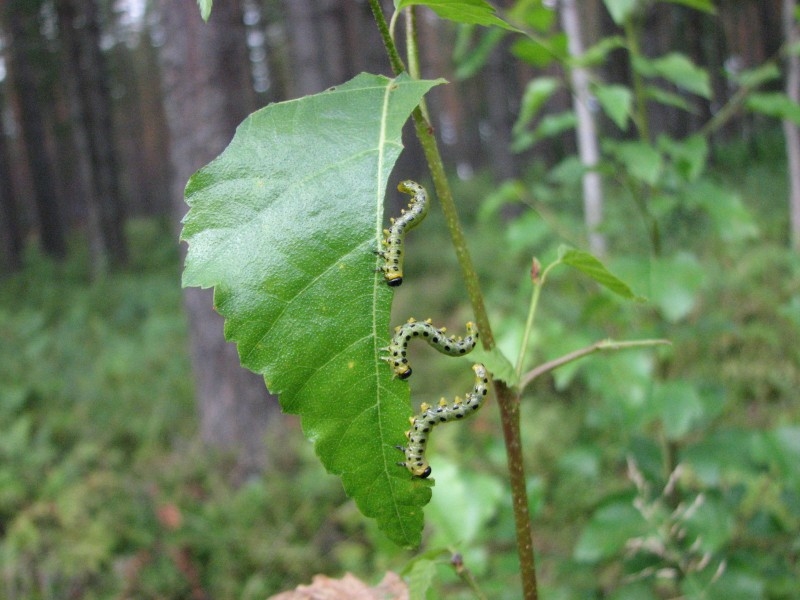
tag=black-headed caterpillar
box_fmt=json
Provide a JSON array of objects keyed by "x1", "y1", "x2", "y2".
[
  {"x1": 381, "y1": 318, "x2": 479, "y2": 379},
  {"x1": 398, "y1": 363, "x2": 490, "y2": 478},
  {"x1": 378, "y1": 180, "x2": 429, "y2": 287}
]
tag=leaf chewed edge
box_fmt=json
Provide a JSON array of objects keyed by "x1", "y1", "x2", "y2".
[{"x1": 181, "y1": 73, "x2": 444, "y2": 547}]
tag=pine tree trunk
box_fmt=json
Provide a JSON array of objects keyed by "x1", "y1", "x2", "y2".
[
  {"x1": 282, "y1": 0, "x2": 329, "y2": 95},
  {"x1": 156, "y1": 0, "x2": 277, "y2": 477},
  {"x1": 6, "y1": 0, "x2": 67, "y2": 259},
  {"x1": 0, "y1": 95, "x2": 23, "y2": 272},
  {"x1": 57, "y1": 0, "x2": 128, "y2": 269}
]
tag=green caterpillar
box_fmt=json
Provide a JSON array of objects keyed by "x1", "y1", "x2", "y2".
[
  {"x1": 381, "y1": 318, "x2": 479, "y2": 380},
  {"x1": 398, "y1": 363, "x2": 490, "y2": 478},
  {"x1": 378, "y1": 180, "x2": 429, "y2": 287}
]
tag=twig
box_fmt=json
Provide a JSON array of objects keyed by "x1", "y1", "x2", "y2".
[{"x1": 519, "y1": 338, "x2": 671, "y2": 392}]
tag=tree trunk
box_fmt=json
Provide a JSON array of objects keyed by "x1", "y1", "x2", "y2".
[
  {"x1": 57, "y1": 0, "x2": 128, "y2": 270},
  {"x1": 560, "y1": 0, "x2": 606, "y2": 257},
  {"x1": 282, "y1": 0, "x2": 329, "y2": 95},
  {"x1": 156, "y1": 0, "x2": 277, "y2": 478},
  {"x1": 783, "y1": 0, "x2": 800, "y2": 251},
  {"x1": 0, "y1": 93, "x2": 23, "y2": 272},
  {"x1": 5, "y1": 0, "x2": 68, "y2": 259}
]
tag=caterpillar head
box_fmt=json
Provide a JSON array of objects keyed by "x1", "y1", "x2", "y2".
[
  {"x1": 385, "y1": 274, "x2": 403, "y2": 287},
  {"x1": 412, "y1": 463, "x2": 432, "y2": 478}
]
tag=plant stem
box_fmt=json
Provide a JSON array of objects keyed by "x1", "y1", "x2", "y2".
[
  {"x1": 624, "y1": 17, "x2": 650, "y2": 143},
  {"x1": 409, "y1": 109, "x2": 494, "y2": 346},
  {"x1": 409, "y1": 101, "x2": 539, "y2": 600},
  {"x1": 368, "y1": 0, "x2": 406, "y2": 75},
  {"x1": 409, "y1": 95, "x2": 541, "y2": 598},
  {"x1": 495, "y1": 382, "x2": 538, "y2": 599},
  {"x1": 404, "y1": 8, "x2": 431, "y2": 123},
  {"x1": 368, "y1": 3, "x2": 539, "y2": 597},
  {"x1": 519, "y1": 338, "x2": 671, "y2": 392},
  {"x1": 516, "y1": 283, "x2": 542, "y2": 378}
]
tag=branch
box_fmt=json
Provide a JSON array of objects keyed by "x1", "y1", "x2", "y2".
[{"x1": 519, "y1": 338, "x2": 672, "y2": 392}]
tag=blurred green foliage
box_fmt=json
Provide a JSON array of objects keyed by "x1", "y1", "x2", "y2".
[
  {"x1": 1, "y1": 132, "x2": 799, "y2": 597},
  {"x1": 0, "y1": 221, "x2": 388, "y2": 598},
  {"x1": 395, "y1": 129, "x2": 800, "y2": 598}
]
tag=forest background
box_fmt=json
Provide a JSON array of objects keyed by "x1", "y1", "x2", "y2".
[{"x1": 0, "y1": 0, "x2": 798, "y2": 598}]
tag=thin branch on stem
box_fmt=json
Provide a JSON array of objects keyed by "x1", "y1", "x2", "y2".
[{"x1": 519, "y1": 338, "x2": 672, "y2": 393}]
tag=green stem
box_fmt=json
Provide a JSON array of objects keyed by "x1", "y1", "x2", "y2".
[
  {"x1": 516, "y1": 282, "x2": 542, "y2": 378},
  {"x1": 405, "y1": 8, "x2": 431, "y2": 123},
  {"x1": 409, "y1": 109, "x2": 494, "y2": 347},
  {"x1": 514, "y1": 259, "x2": 561, "y2": 380},
  {"x1": 405, "y1": 8, "x2": 421, "y2": 79},
  {"x1": 368, "y1": 3, "x2": 538, "y2": 598},
  {"x1": 368, "y1": 0, "x2": 406, "y2": 75},
  {"x1": 624, "y1": 17, "x2": 650, "y2": 143},
  {"x1": 622, "y1": 17, "x2": 663, "y2": 254}
]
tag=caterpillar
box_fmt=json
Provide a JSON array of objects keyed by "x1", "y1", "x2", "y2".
[
  {"x1": 381, "y1": 318, "x2": 479, "y2": 380},
  {"x1": 378, "y1": 180, "x2": 429, "y2": 287},
  {"x1": 397, "y1": 363, "x2": 490, "y2": 478}
]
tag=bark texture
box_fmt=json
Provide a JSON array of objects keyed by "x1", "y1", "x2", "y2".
[
  {"x1": 156, "y1": 0, "x2": 277, "y2": 477},
  {"x1": 6, "y1": 0, "x2": 67, "y2": 259}
]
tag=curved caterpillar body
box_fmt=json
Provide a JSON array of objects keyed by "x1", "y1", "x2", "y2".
[
  {"x1": 381, "y1": 318, "x2": 479, "y2": 380},
  {"x1": 398, "y1": 363, "x2": 490, "y2": 478},
  {"x1": 378, "y1": 180, "x2": 429, "y2": 287}
]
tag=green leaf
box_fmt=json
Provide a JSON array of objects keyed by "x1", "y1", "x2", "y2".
[
  {"x1": 197, "y1": 0, "x2": 212, "y2": 21},
  {"x1": 731, "y1": 63, "x2": 781, "y2": 88},
  {"x1": 512, "y1": 77, "x2": 561, "y2": 136},
  {"x1": 649, "y1": 252, "x2": 705, "y2": 322},
  {"x1": 576, "y1": 36, "x2": 625, "y2": 67},
  {"x1": 603, "y1": 0, "x2": 638, "y2": 25},
  {"x1": 604, "y1": 140, "x2": 663, "y2": 186},
  {"x1": 511, "y1": 35, "x2": 567, "y2": 67},
  {"x1": 634, "y1": 53, "x2": 711, "y2": 99},
  {"x1": 181, "y1": 73, "x2": 445, "y2": 547},
  {"x1": 658, "y1": 133, "x2": 708, "y2": 182},
  {"x1": 681, "y1": 429, "x2": 755, "y2": 486},
  {"x1": 512, "y1": 111, "x2": 577, "y2": 153},
  {"x1": 557, "y1": 247, "x2": 643, "y2": 301},
  {"x1": 507, "y1": 1, "x2": 556, "y2": 32},
  {"x1": 396, "y1": 0, "x2": 519, "y2": 31},
  {"x1": 453, "y1": 27, "x2": 506, "y2": 80},
  {"x1": 405, "y1": 557, "x2": 438, "y2": 599},
  {"x1": 663, "y1": 0, "x2": 716, "y2": 14},
  {"x1": 682, "y1": 179, "x2": 759, "y2": 243},
  {"x1": 470, "y1": 345, "x2": 517, "y2": 388},
  {"x1": 683, "y1": 495, "x2": 735, "y2": 554},
  {"x1": 574, "y1": 498, "x2": 647, "y2": 562},
  {"x1": 761, "y1": 426, "x2": 800, "y2": 489},
  {"x1": 745, "y1": 92, "x2": 800, "y2": 125},
  {"x1": 594, "y1": 83, "x2": 632, "y2": 130},
  {"x1": 644, "y1": 85, "x2": 693, "y2": 112},
  {"x1": 427, "y1": 461, "x2": 504, "y2": 545},
  {"x1": 477, "y1": 179, "x2": 525, "y2": 222},
  {"x1": 651, "y1": 380, "x2": 706, "y2": 439}
]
